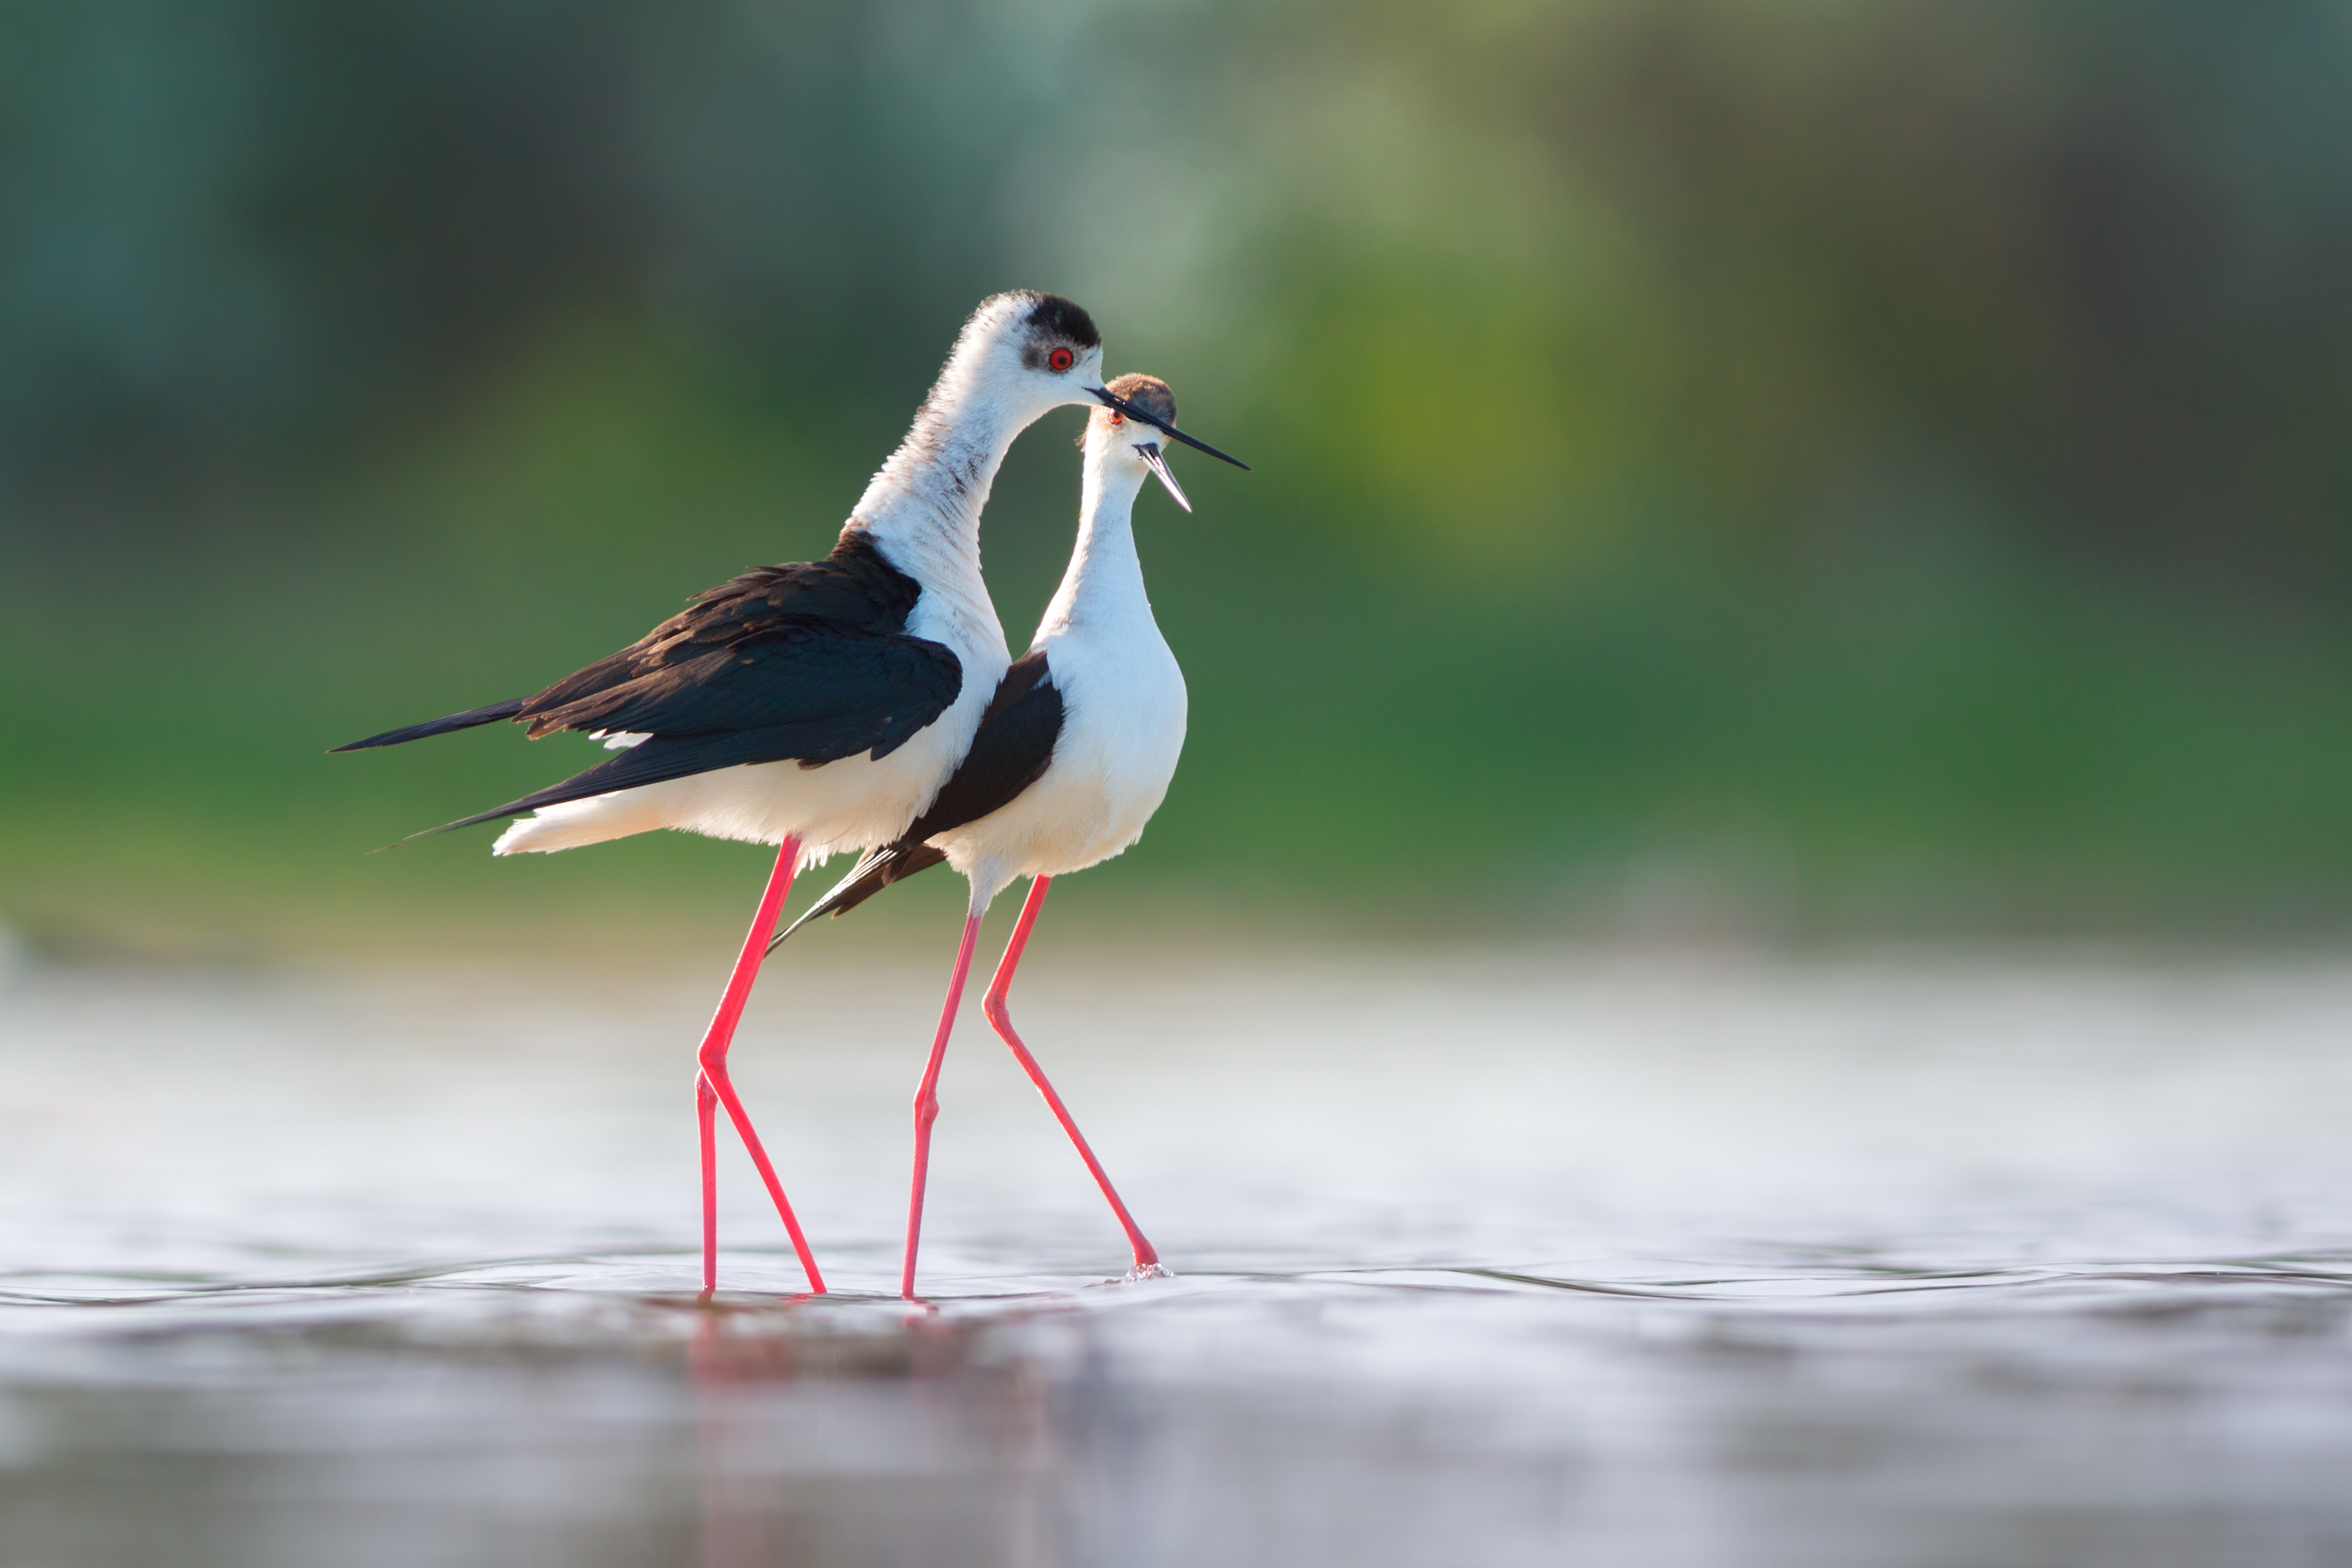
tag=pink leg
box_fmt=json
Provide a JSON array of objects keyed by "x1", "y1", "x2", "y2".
[
  {"x1": 983, "y1": 878, "x2": 1160, "y2": 1272},
  {"x1": 696, "y1": 837, "x2": 826, "y2": 1295},
  {"x1": 698, "y1": 1076, "x2": 720, "y2": 1293},
  {"x1": 902, "y1": 913, "x2": 983, "y2": 1299}
]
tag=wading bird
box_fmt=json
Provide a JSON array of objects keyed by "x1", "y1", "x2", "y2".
[
  {"x1": 334, "y1": 293, "x2": 1155, "y2": 1296},
  {"x1": 768, "y1": 374, "x2": 1211, "y2": 1298}
]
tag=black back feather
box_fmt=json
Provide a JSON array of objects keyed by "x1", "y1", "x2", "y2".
[
  {"x1": 768, "y1": 648, "x2": 1065, "y2": 949},
  {"x1": 339, "y1": 532, "x2": 966, "y2": 838}
]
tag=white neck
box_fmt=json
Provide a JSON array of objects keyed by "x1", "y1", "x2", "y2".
[
  {"x1": 842, "y1": 344, "x2": 1044, "y2": 660},
  {"x1": 1036, "y1": 448, "x2": 1154, "y2": 644},
  {"x1": 850, "y1": 365, "x2": 1030, "y2": 552}
]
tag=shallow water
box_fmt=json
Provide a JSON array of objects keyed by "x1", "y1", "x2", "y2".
[{"x1": 2, "y1": 946, "x2": 2350, "y2": 1566}]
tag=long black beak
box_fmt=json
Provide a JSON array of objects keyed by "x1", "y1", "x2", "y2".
[{"x1": 1089, "y1": 386, "x2": 1250, "y2": 470}]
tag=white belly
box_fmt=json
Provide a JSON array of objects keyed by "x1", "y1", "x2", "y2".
[{"x1": 932, "y1": 629, "x2": 1187, "y2": 901}]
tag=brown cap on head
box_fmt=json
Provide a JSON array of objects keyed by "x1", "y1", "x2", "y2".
[
  {"x1": 1094, "y1": 372, "x2": 1176, "y2": 431},
  {"x1": 1091, "y1": 370, "x2": 1250, "y2": 471}
]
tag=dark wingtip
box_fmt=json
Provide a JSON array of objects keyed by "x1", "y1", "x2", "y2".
[
  {"x1": 763, "y1": 904, "x2": 821, "y2": 956},
  {"x1": 764, "y1": 841, "x2": 951, "y2": 957},
  {"x1": 334, "y1": 699, "x2": 529, "y2": 753},
  {"x1": 365, "y1": 814, "x2": 485, "y2": 855},
  {"x1": 764, "y1": 851, "x2": 885, "y2": 956}
]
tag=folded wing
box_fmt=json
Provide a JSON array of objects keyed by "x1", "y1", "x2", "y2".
[
  {"x1": 768, "y1": 648, "x2": 1065, "y2": 949},
  {"x1": 337, "y1": 535, "x2": 965, "y2": 837}
]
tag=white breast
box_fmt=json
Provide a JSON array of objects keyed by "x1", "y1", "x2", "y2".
[{"x1": 934, "y1": 617, "x2": 1187, "y2": 898}]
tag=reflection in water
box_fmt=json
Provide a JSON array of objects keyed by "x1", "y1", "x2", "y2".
[
  {"x1": 2, "y1": 952, "x2": 2352, "y2": 1564},
  {"x1": 687, "y1": 1303, "x2": 1059, "y2": 1568}
]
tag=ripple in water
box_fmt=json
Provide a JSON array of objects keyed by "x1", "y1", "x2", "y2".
[{"x1": 2, "y1": 952, "x2": 2350, "y2": 1566}]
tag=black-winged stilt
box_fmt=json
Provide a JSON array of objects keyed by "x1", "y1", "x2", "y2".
[
  {"x1": 336, "y1": 292, "x2": 1126, "y2": 1295},
  {"x1": 768, "y1": 374, "x2": 1225, "y2": 1298}
]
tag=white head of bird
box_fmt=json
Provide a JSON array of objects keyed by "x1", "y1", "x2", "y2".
[
  {"x1": 1083, "y1": 372, "x2": 1193, "y2": 513},
  {"x1": 883, "y1": 294, "x2": 1245, "y2": 514},
  {"x1": 926, "y1": 291, "x2": 1108, "y2": 429},
  {"x1": 854, "y1": 290, "x2": 1109, "y2": 568}
]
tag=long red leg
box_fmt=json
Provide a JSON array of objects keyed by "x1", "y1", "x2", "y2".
[
  {"x1": 902, "y1": 913, "x2": 983, "y2": 1299},
  {"x1": 982, "y1": 877, "x2": 1160, "y2": 1272},
  {"x1": 698, "y1": 1076, "x2": 720, "y2": 1293},
  {"x1": 695, "y1": 837, "x2": 826, "y2": 1295}
]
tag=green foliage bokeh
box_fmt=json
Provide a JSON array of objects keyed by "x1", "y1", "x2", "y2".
[{"x1": 4, "y1": 0, "x2": 2349, "y2": 953}]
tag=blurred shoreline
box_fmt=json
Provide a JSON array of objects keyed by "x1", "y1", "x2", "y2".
[
  {"x1": 6, "y1": 0, "x2": 2350, "y2": 974},
  {"x1": 8, "y1": 878, "x2": 2352, "y2": 975}
]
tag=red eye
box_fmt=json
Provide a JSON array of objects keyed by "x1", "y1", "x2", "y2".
[
  {"x1": 1108, "y1": 412, "x2": 1123, "y2": 425},
  {"x1": 1047, "y1": 347, "x2": 1074, "y2": 372}
]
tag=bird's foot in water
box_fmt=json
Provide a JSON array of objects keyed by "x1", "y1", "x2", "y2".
[{"x1": 1123, "y1": 1262, "x2": 1174, "y2": 1283}]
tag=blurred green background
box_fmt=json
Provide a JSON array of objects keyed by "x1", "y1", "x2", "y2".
[{"x1": 4, "y1": 0, "x2": 2349, "y2": 956}]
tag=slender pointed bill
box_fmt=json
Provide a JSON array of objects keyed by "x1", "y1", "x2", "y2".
[
  {"x1": 1138, "y1": 443, "x2": 1192, "y2": 512},
  {"x1": 1089, "y1": 386, "x2": 1250, "y2": 470}
]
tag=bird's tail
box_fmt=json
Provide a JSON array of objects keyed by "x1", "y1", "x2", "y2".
[
  {"x1": 766, "y1": 841, "x2": 949, "y2": 954},
  {"x1": 332, "y1": 699, "x2": 528, "y2": 753}
]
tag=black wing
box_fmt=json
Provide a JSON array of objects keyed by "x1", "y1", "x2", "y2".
[
  {"x1": 332, "y1": 699, "x2": 526, "y2": 751},
  {"x1": 768, "y1": 648, "x2": 1065, "y2": 949},
  {"x1": 335, "y1": 533, "x2": 965, "y2": 833},
  {"x1": 430, "y1": 629, "x2": 961, "y2": 833}
]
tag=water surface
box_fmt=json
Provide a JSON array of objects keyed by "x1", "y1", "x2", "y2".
[{"x1": 3, "y1": 948, "x2": 2350, "y2": 1566}]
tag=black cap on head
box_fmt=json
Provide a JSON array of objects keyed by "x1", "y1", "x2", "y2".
[{"x1": 1020, "y1": 292, "x2": 1101, "y2": 350}]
